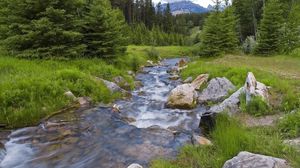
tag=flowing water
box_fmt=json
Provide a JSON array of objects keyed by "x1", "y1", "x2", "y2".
[{"x1": 0, "y1": 58, "x2": 206, "y2": 168}]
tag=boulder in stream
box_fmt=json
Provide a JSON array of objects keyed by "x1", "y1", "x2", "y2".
[
  {"x1": 223, "y1": 151, "x2": 290, "y2": 168},
  {"x1": 166, "y1": 84, "x2": 198, "y2": 109},
  {"x1": 198, "y1": 77, "x2": 236, "y2": 104}
]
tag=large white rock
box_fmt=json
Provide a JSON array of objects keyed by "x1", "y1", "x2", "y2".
[
  {"x1": 191, "y1": 74, "x2": 209, "y2": 90},
  {"x1": 127, "y1": 163, "x2": 143, "y2": 168},
  {"x1": 245, "y1": 72, "x2": 269, "y2": 104},
  {"x1": 198, "y1": 77, "x2": 236, "y2": 104},
  {"x1": 209, "y1": 87, "x2": 245, "y2": 115},
  {"x1": 223, "y1": 151, "x2": 290, "y2": 168},
  {"x1": 166, "y1": 84, "x2": 198, "y2": 109}
]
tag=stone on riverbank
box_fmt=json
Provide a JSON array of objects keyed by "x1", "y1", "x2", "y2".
[
  {"x1": 191, "y1": 74, "x2": 209, "y2": 90},
  {"x1": 223, "y1": 151, "x2": 290, "y2": 168},
  {"x1": 245, "y1": 72, "x2": 269, "y2": 104},
  {"x1": 198, "y1": 77, "x2": 236, "y2": 104},
  {"x1": 127, "y1": 163, "x2": 143, "y2": 168}
]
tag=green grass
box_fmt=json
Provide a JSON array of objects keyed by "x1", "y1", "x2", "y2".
[
  {"x1": 181, "y1": 55, "x2": 300, "y2": 113},
  {"x1": 239, "y1": 93, "x2": 272, "y2": 117},
  {"x1": 151, "y1": 114, "x2": 300, "y2": 168},
  {"x1": 278, "y1": 110, "x2": 300, "y2": 138},
  {"x1": 127, "y1": 45, "x2": 197, "y2": 59}
]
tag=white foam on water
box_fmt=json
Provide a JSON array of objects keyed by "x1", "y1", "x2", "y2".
[{"x1": 0, "y1": 138, "x2": 34, "y2": 168}]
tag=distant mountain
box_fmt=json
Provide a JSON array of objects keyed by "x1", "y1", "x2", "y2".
[{"x1": 160, "y1": 1, "x2": 210, "y2": 15}]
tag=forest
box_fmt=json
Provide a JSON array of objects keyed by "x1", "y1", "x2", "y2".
[{"x1": 0, "y1": 0, "x2": 299, "y2": 168}]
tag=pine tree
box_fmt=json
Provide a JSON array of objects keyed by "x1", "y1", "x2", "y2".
[
  {"x1": 282, "y1": 1, "x2": 300, "y2": 53},
  {"x1": 0, "y1": 0, "x2": 85, "y2": 58},
  {"x1": 219, "y1": 7, "x2": 239, "y2": 52},
  {"x1": 255, "y1": 0, "x2": 284, "y2": 55},
  {"x1": 199, "y1": 12, "x2": 223, "y2": 56},
  {"x1": 82, "y1": 0, "x2": 128, "y2": 58}
]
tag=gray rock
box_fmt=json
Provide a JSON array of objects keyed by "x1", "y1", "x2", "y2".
[
  {"x1": 97, "y1": 78, "x2": 130, "y2": 97},
  {"x1": 198, "y1": 77, "x2": 236, "y2": 104},
  {"x1": 183, "y1": 77, "x2": 193, "y2": 83},
  {"x1": 113, "y1": 76, "x2": 131, "y2": 90},
  {"x1": 169, "y1": 75, "x2": 180, "y2": 80},
  {"x1": 209, "y1": 87, "x2": 245, "y2": 115},
  {"x1": 223, "y1": 151, "x2": 290, "y2": 168},
  {"x1": 127, "y1": 163, "x2": 143, "y2": 168},
  {"x1": 245, "y1": 72, "x2": 269, "y2": 104},
  {"x1": 166, "y1": 84, "x2": 198, "y2": 109}
]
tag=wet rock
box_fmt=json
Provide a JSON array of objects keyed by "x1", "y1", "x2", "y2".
[
  {"x1": 97, "y1": 78, "x2": 131, "y2": 97},
  {"x1": 176, "y1": 58, "x2": 188, "y2": 67},
  {"x1": 134, "y1": 81, "x2": 143, "y2": 89},
  {"x1": 113, "y1": 76, "x2": 131, "y2": 91},
  {"x1": 121, "y1": 116, "x2": 136, "y2": 123},
  {"x1": 192, "y1": 134, "x2": 212, "y2": 146},
  {"x1": 77, "y1": 97, "x2": 92, "y2": 107},
  {"x1": 209, "y1": 87, "x2": 245, "y2": 115},
  {"x1": 0, "y1": 142, "x2": 6, "y2": 163},
  {"x1": 64, "y1": 91, "x2": 76, "y2": 101},
  {"x1": 145, "y1": 60, "x2": 155, "y2": 67},
  {"x1": 183, "y1": 77, "x2": 193, "y2": 83},
  {"x1": 167, "y1": 66, "x2": 179, "y2": 75},
  {"x1": 166, "y1": 84, "x2": 198, "y2": 109},
  {"x1": 191, "y1": 74, "x2": 209, "y2": 90},
  {"x1": 198, "y1": 77, "x2": 236, "y2": 104},
  {"x1": 112, "y1": 104, "x2": 121, "y2": 113},
  {"x1": 128, "y1": 163, "x2": 143, "y2": 168},
  {"x1": 223, "y1": 151, "x2": 290, "y2": 168},
  {"x1": 169, "y1": 75, "x2": 180, "y2": 80},
  {"x1": 245, "y1": 72, "x2": 269, "y2": 104}
]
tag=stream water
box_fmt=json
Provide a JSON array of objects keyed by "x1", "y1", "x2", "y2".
[{"x1": 0, "y1": 58, "x2": 206, "y2": 168}]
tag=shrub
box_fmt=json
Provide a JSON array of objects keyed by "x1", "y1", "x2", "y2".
[
  {"x1": 278, "y1": 110, "x2": 300, "y2": 138},
  {"x1": 242, "y1": 36, "x2": 256, "y2": 54},
  {"x1": 146, "y1": 47, "x2": 160, "y2": 61}
]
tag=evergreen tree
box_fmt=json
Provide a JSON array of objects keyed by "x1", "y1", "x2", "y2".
[
  {"x1": 0, "y1": 0, "x2": 85, "y2": 58},
  {"x1": 82, "y1": 0, "x2": 128, "y2": 58},
  {"x1": 282, "y1": 1, "x2": 300, "y2": 53},
  {"x1": 199, "y1": 12, "x2": 223, "y2": 56},
  {"x1": 219, "y1": 7, "x2": 239, "y2": 52},
  {"x1": 255, "y1": 0, "x2": 284, "y2": 55}
]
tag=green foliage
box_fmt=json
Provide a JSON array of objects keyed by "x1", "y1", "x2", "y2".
[
  {"x1": 199, "y1": 7, "x2": 238, "y2": 56},
  {"x1": 146, "y1": 47, "x2": 160, "y2": 61},
  {"x1": 0, "y1": 53, "x2": 136, "y2": 128},
  {"x1": 129, "y1": 24, "x2": 186, "y2": 46},
  {"x1": 278, "y1": 110, "x2": 300, "y2": 138},
  {"x1": 151, "y1": 114, "x2": 300, "y2": 168},
  {"x1": 0, "y1": 0, "x2": 127, "y2": 59},
  {"x1": 255, "y1": 0, "x2": 284, "y2": 55},
  {"x1": 240, "y1": 93, "x2": 271, "y2": 117},
  {"x1": 242, "y1": 36, "x2": 256, "y2": 54}
]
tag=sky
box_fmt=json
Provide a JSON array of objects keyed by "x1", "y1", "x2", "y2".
[{"x1": 152, "y1": 0, "x2": 213, "y2": 7}]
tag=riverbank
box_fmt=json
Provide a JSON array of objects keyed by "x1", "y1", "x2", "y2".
[{"x1": 0, "y1": 46, "x2": 193, "y2": 128}]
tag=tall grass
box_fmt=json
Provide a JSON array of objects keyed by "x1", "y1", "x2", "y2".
[{"x1": 151, "y1": 114, "x2": 300, "y2": 168}]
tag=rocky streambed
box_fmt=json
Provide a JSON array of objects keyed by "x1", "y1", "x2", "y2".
[{"x1": 0, "y1": 59, "x2": 206, "y2": 168}]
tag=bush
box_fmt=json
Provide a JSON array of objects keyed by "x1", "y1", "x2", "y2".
[
  {"x1": 242, "y1": 36, "x2": 256, "y2": 54},
  {"x1": 278, "y1": 110, "x2": 300, "y2": 138},
  {"x1": 240, "y1": 94, "x2": 271, "y2": 117},
  {"x1": 146, "y1": 47, "x2": 160, "y2": 61}
]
